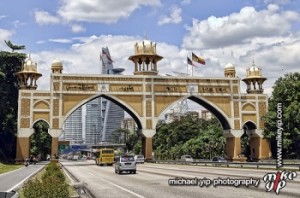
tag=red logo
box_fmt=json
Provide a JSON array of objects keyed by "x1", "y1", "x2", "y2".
[{"x1": 263, "y1": 171, "x2": 297, "y2": 194}]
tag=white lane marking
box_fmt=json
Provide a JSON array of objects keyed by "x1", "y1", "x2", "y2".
[
  {"x1": 6, "y1": 165, "x2": 45, "y2": 192},
  {"x1": 89, "y1": 172, "x2": 146, "y2": 198}
]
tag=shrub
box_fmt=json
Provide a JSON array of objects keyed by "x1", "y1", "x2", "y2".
[{"x1": 23, "y1": 163, "x2": 69, "y2": 198}]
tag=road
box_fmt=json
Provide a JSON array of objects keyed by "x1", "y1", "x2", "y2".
[
  {"x1": 0, "y1": 162, "x2": 46, "y2": 192},
  {"x1": 60, "y1": 160, "x2": 300, "y2": 198}
]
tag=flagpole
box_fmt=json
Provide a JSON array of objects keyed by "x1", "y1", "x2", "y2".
[
  {"x1": 186, "y1": 53, "x2": 189, "y2": 76},
  {"x1": 192, "y1": 65, "x2": 194, "y2": 77}
]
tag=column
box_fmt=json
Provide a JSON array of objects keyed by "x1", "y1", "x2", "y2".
[
  {"x1": 16, "y1": 128, "x2": 34, "y2": 162},
  {"x1": 141, "y1": 129, "x2": 155, "y2": 161},
  {"x1": 224, "y1": 129, "x2": 243, "y2": 161},
  {"x1": 48, "y1": 129, "x2": 63, "y2": 158},
  {"x1": 142, "y1": 137, "x2": 153, "y2": 161}
]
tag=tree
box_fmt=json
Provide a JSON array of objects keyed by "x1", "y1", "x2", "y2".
[
  {"x1": 153, "y1": 117, "x2": 224, "y2": 160},
  {"x1": 5, "y1": 40, "x2": 25, "y2": 52},
  {"x1": 0, "y1": 49, "x2": 26, "y2": 162},
  {"x1": 30, "y1": 121, "x2": 51, "y2": 160},
  {"x1": 263, "y1": 72, "x2": 300, "y2": 159}
]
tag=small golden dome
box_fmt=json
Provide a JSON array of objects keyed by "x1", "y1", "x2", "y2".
[
  {"x1": 224, "y1": 63, "x2": 235, "y2": 70},
  {"x1": 51, "y1": 58, "x2": 63, "y2": 67},
  {"x1": 23, "y1": 57, "x2": 37, "y2": 72},
  {"x1": 135, "y1": 39, "x2": 157, "y2": 55},
  {"x1": 246, "y1": 62, "x2": 263, "y2": 78}
]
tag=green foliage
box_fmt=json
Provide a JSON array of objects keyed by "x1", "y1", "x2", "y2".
[
  {"x1": 23, "y1": 179, "x2": 44, "y2": 198},
  {"x1": 153, "y1": 117, "x2": 225, "y2": 160},
  {"x1": 30, "y1": 121, "x2": 51, "y2": 160},
  {"x1": 5, "y1": 40, "x2": 26, "y2": 52},
  {"x1": 133, "y1": 139, "x2": 142, "y2": 154},
  {"x1": 0, "y1": 50, "x2": 26, "y2": 162},
  {"x1": 23, "y1": 162, "x2": 69, "y2": 198},
  {"x1": 263, "y1": 72, "x2": 300, "y2": 158}
]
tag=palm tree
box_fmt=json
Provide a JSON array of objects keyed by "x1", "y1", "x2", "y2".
[{"x1": 5, "y1": 40, "x2": 25, "y2": 52}]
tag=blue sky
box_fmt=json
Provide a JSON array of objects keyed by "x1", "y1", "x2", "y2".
[{"x1": 1, "y1": 0, "x2": 300, "y2": 95}]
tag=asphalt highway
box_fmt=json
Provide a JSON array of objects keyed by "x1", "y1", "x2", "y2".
[{"x1": 60, "y1": 160, "x2": 300, "y2": 198}]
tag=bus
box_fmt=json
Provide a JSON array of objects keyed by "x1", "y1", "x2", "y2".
[{"x1": 95, "y1": 148, "x2": 115, "y2": 166}]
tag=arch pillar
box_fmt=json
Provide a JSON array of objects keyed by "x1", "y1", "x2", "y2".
[
  {"x1": 141, "y1": 129, "x2": 155, "y2": 161},
  {"x1": 16, "y1": 128, "x2": 34, "y2": 162},
  {"x1": 248, "y1": 129, "x2": 271, "y2": 160},
  {"x1": 48, "y1": 129, "x2": 63, "y2": 158},
  {"x1": 224, "y1": 129, "x2": 243, "y2": 161}
]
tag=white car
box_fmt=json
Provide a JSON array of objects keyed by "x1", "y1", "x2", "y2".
[
  {"x1": 180, "y1": 155, "x2": 194, "y2": 162},
  {"x1": 115, "y1": 155, "x2": 136, "y2": 174},
  {"x1": 134, "y1": 155, "x2": 145, "y2": 164}
]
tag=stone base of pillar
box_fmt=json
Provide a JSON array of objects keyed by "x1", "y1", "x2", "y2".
[
  {"x1": 15, "y1": 137, "x2": 30, "y2": 163},
  {"x1": 51, "y1": 137, "x2": 59, "y2": 158},
  {"x1": 142, "y1": 137, "x2": 153, "y2": 161}
]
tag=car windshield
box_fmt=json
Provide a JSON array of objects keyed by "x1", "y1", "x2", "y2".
[
  {"x1": 121, "y1": 156, "x2": 134, "y2": 162},
  {"x1": 185, "y1": 155, "x2": 192, "y2": 158},
  {"x1": 137, "y1": 155, "x2": 144, "y2": 159}
]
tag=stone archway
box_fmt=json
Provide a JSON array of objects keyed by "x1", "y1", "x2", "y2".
[{"x1": 16, "y1": 39, "x2": 271, "y2": 162}]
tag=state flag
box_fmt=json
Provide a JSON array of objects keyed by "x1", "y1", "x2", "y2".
[{"x1": 192, "y1": 52, "x2": 205, "y2": 65}]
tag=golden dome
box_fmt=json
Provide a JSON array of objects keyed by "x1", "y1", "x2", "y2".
[
  {"x1": 23, "y1": 57, "x2": 37, "y2": 72},
  {"x1": 224, "y1": 63, "x2": 235, "y2": 70},
  {"x1": 246, "y1": 63, "x2": 263, "y2": 78},
  {"x1": 51, "y1": 58, "x2": 63, "y2": 67},
  {"x1": 134, "y1": 39, "x2": 157, "y2": 55}
]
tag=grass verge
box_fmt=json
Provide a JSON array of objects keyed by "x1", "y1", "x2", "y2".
[{"x1": 0, "y1": 162, "x2": 23, "y2": 174}]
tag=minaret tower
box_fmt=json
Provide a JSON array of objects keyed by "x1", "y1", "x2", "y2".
[
  {"x1": 128, "y1": 37, "x2": 163, "y2": 75},
  {"x1": 224, "y1": 63, "x2": 236, "y2": 78},
  {"x1": 51, "y1": 58, "x2": 63, "y2": 74},
  {"x1": 242, "y1": 60, "x2": 267, "y2": 94},
  {"x1": 16, "y1": 55, "x2": 42, "y2": 90}
]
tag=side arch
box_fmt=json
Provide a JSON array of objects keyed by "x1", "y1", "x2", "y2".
[
  {"x1": 32, "y1": 119, "x2": 50, "y2": 128},
  {"x1": 63, "y1": 94, "x2": 142, "y2": 130},
  {"x1": 242, "y1": 120, "x2": 257, "y2": 130}
]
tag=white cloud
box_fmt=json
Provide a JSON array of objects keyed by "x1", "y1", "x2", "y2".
[
  {"x1": 181, "y1": 4, "x2": 300, "y2": 96},
  {"x1": 71, "y1": 24, "x2": 86, "y2": 33},
  {"x1": 158, "y1": 6, "x2": 182, "y2": 25},
  {"x1": 48, "y1": 39, "x2": 73, "y2": 44},
  {"x1": 0, "y1": 28, "x2": 13, "y2": 50},
  {"x1": 35, "y1": 10, "x2": 60, "y2": 25},
  {"x1": 181, "y1": 0, "x2": 191, "y2": 5},
  {"x1": 13, "y1": 20, "x2": 26, "y2": 29},
  {"x1": 56, "y1": 0, "x2": 161, "y2": 24},
  {"x1": 0, "y1": 15, "x2": 7, "y2": 20},
  {"x1": 183, "y1": 4, "x2": 299, "y2": 49},
  {"x1": 262, "y1": 0, "x2": 290, "y2": 5}
]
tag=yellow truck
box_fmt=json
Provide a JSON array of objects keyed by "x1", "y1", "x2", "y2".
[{"x1": 95, "y1": 148, "x2": 115, "y2": 166}]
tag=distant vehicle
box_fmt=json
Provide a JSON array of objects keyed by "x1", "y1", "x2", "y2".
[
  {"x1": 180, "y1": 155, "x2": 194, "y2": 162},
  {"x1": 95, "y1": 148, "x2": 115, "y2": 166},
  {"x1": 212, "y1": 156, "x2": 227, "y2": 162},
  {"x1": 134, "y1": 155, "x2": 145, "y2": 164},
  {"x1": 115, "y1": 155, "x2": 136, "y2": 174},
  {"x1": 72, "y1": 155, "x2": 79, "y2": 161}
]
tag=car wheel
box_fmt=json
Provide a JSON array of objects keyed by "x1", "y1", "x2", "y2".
[{"x1": 133, "y1": 171, "x2": 136, "y2": 174}]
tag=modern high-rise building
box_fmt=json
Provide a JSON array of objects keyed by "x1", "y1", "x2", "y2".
[
  {"x1": 85, "y1": 98, "x2": 103, "y2": 145},
  {"x1": 61, "y1": 107, "x2": 83, "y2": 145},
  {"x1": 61, "y1": 47, "x2": 125, "y2": 145},
  {"x1": 84, "y1": 47, "x2": 125, "y2": 145}
]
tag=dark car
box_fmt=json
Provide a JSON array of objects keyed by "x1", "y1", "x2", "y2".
[
  {"x1": 115, "y1": 155, "x2": 136, "y2": 174},
  {"x1": 212, "y1": 156, "x2": 227, "y2": 162}
]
